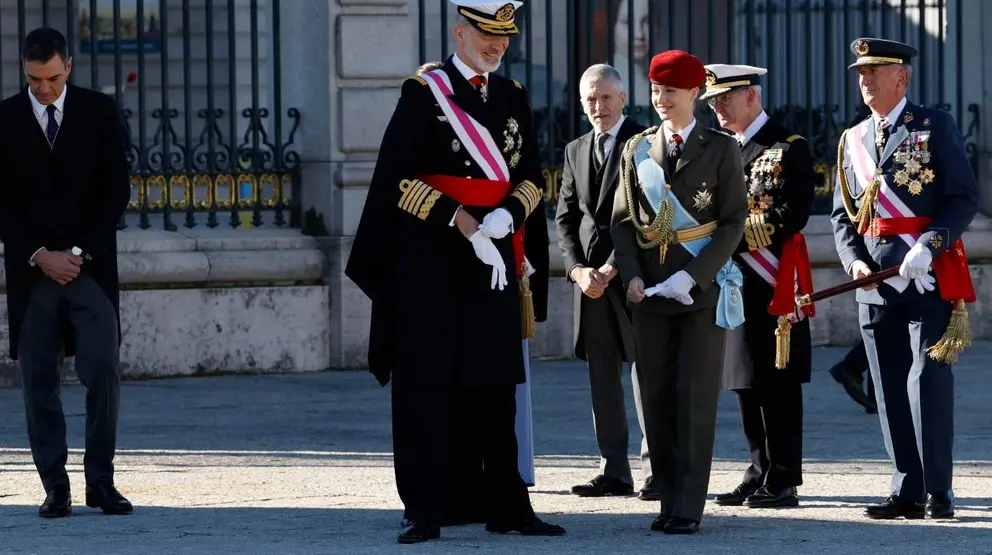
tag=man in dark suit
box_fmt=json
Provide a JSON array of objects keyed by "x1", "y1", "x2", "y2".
[
  {"x1": 611, "y1": 50, "x2": 748, "y2": 534},
  {"x1": 345, "y1": 0, "x2": 563, "y2": 543},
  {"x1": 831, "y1": 37, "x2": 980, "y2": 520},
  {"x1": 555, "y1": 63, "x2": 657, "y2": 501},
  {"x1": 700, "y1": 64, "x2": 816, "y2": 509},
  {"x1": 0, "y1": 27, "x2": 132, "y2": 518}
]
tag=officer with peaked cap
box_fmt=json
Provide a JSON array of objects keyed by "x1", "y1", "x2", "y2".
[
  {"x1": 701, "y1": 63, "x2": 817, "y2": 510},
  {"x1": 830, "y1": 37, "x2": 980, "y2": 520},
  {"x1": 346, "y1": 0, "x2": 562, "y2": 543},
  {"x1": 611, "y1": 49, "x2": 748, "y2": 534}
]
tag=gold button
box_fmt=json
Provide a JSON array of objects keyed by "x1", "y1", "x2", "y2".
[
  {"x1": 664, "y1": 184, "x2": 671, "y2": 189},
  {"x1": 701, "y1": 181, "x2": 707, "y2": 187}
]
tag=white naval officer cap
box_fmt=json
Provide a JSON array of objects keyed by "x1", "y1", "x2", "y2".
[
  {"x1": 699, "y1": 63, "x2": 767, "y2": 101},
  {"x1": 450, "y1": 0, "x2": 524, "y2": 35}
]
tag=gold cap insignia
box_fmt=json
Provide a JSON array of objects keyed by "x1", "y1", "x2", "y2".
[
  {"x1": 705, "y1": 69, "x2": 717, "y2": 87},
  {"x1": 855, "y1": 40, "x2": 869, "y2": 56},
  {"x1": 495, "y1": 3, "x2": 514, "y2": 22}
]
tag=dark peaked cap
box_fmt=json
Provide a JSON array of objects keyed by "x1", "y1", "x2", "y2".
[{"x1": 848, "y1": 37, "x2": 918, "y2": 69}]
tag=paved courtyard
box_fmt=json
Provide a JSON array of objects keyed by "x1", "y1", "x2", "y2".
[{"x1": 1, "y1": 344, "x2": 991, "y2": 554}]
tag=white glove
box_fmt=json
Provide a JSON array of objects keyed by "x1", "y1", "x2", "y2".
[
  {"x1": 469, "y1": 231, "x2": 507, "y2": 290},
  {"x1": 914, "y1": 273, "x2": 936, "y2": 295},
  {"x1": 661, "y1": 270, "x2": 696, "y2": 297},
  {"x1": 643, "y1": 271, "x2": 695, "y2": 306},
  {"x1": 899, "y1": 243, "x2": 933, "y2": 279},
  {"x1": 478, "y1": 208, "x2": 514, "y2": 239}
]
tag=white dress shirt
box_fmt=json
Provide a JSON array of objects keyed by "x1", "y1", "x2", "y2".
[
  {"x1": 594, "y1": 114, "x2": 626, "y2": 160},
  {"x1": 26, "y1": 86, "x2": 68, "y2": 265},
  {"x1": 735, "y1": 110, "x2": 770, "y2": 147},
  {"x1": 451, "y1": 53, "x2": 489, "y2": 96},
  {"x1": 662, "y1": 118, "x2": 697, "y2": 144},
  {"x1": 873, "y1": 96, "x2": 907, "y2": 130}
]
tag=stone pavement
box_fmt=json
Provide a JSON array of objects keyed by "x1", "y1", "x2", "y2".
[{"x1": 1, "y1": 344, "x2": 991, "y2": 555}]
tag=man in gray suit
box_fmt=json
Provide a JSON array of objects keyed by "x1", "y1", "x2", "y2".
[
  {"x1": 556, "y1": 64, "x2": 657, "y2": 501},
  {"x1": 611, "y1": 49, "x2": 747, "y2": 534}
]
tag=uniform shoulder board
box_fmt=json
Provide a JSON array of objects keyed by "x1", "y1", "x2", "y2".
[
  {"x1": 513, "y1": 79, "x2": 524, "y2": 89},
  {"x1": 409, "y1": 75, "x2": 428, "y2": 86},
  {"x1": 785, "y1": 134, "x2": 805, "y2": 143}
]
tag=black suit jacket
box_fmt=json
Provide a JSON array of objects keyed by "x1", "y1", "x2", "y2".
[
  {"x1": 0, "y1": 84, "x2": 130, "y2": 360},
  {"x1": 555, "y1": 117, "x2": 645, "y2": 360}
]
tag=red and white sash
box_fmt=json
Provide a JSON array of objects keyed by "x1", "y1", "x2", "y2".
[
  {"x1": 845, "y1": 120, "x2": 921, "y2": 249},
  {"x1": 420, "y1": 69, "x2": 510, "y2": 182},
  {"x1": 739, "y1": 248, "x2": 782, "y2": 287}
]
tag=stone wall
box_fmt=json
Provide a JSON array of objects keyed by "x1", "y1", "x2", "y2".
[{"x1": 0, "y1": 229, "x2": 329, "y2": 387}]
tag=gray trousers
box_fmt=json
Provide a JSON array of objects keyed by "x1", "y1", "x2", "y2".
[
  {"x1": 19, "y1": 275, "x2": 121, "y2": 493},
  {"x1": 632, "y1": 306, "x2": 726, "y2": 522},
  {"x1": 580, "y1": 287, "x2": 650, "y2": 481}
]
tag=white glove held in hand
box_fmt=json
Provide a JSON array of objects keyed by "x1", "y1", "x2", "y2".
[
  {"x1": 899, "y1": 243, "x2": 933, "y2": 279},
  {"x1": 478, "y1": 208, "x2": 514, "y2": 239},
  {"x1": 643, "y1": 270, "x2": 696, "y2": 306},
  {"x1": 469, "y1": 231, "x2": 507, "y2": 290},
  {"x1": 914, "y1": 273, "x2": 936, "y2": 295}
]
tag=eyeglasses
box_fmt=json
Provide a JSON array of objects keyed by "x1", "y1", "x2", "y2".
[{"x1": 706, "y1": 89, "x2": 746, "y2": 108}]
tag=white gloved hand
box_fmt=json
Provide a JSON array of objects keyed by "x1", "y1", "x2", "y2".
[
  {"x1": 644, "y1": 278, "x2": 694, "y2": 305},
  {"x1": 914, "y1": 272, "x2": 936, "y2": 295},
  {"x1": 661, "y1": 270, "x2": 696, "y2": 297},
  {"x1": 899, "y1": 243, "x2": 933, "y2": 279},
  {"x1": 478, "y1": 208, "x2": 514, "y2": 239},
  {"x1": 469, "y1": 231, "x2": 507, "y2": 290}
]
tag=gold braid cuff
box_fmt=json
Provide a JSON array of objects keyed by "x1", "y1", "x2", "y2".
[
  {"x1": 744, "y1": 213, "x2": 775, "y2": 250},
  {"x1": 511, "y1": 180, "x2": 542, "y2": 217},
  {"x1": 398, "y1": 178, "x2": 443, "y2": 220},
  {"x1": 836, "y1": 129, "x2": 880, "y2": 235}
]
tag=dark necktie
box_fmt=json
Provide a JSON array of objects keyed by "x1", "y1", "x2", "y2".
[
  {"x1": 875, "y1": 117, "x2": 890, "y2": 158},
  {"x1": 667, "y1": 133, "x2": 683, "y2": 175},
  {"x1": 46, "y1": 104, "x2": 59, "y2": 146},
  {"x1": 594, "y1": 132, "x2": 609, "y2": 168}
]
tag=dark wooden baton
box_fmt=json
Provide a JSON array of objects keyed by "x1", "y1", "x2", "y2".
[{"x1": 795, "y1": 265, "x2": 901, "y2": 307}]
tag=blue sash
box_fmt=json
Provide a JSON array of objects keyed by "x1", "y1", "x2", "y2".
[{"x1": 633, "y1": 136, "x2": 745, "y2": 330}]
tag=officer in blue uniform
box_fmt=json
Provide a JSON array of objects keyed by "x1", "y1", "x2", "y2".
[{"x1": 830, "y1": 37, "x2": 980, "y2": 520}]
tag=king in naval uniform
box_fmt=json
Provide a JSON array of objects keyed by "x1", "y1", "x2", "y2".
[
  {"x1": 699, "y1": 63, "x2": 817, "y2": 510},
  {"x1": 831, "y1": 37, "x2": 980, "y2": 520},
  {"x1": 344, "y1": 0, "x2": 562, "y2": 544}
]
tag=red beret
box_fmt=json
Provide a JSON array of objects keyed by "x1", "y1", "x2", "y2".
[{"x1": 649, "y1": 50, "x2": 706, "y2": 89}]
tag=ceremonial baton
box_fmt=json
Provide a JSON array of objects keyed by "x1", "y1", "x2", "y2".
[{"x1": 795, "y1": 265, "x2": 901, "y2": 307}]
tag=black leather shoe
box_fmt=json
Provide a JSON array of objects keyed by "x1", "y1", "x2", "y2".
[
  {"x1": 663, "y1": 517, "x2": 699, "y2": 534},
  {"x1": 829, "y1": 364, "x2": 877, "y2": 412},
  {"x1": 39, "y1": 487, "x2": 72, "y2": 518},
  {"x1": 926, "y1": 492, "x2": 955, "y2": 518},
  {"x1": 864, "y1": 496, "x2": 925, "y2": 519},
  {"x1": 486, "y1": 515, "x2": 565, "y2": 536},
  {"x1": 85, "y1": 483, "x2": 133, "y2": 515},
  {"x1": 744, "y1": 486, "x2": 800, "y2": 508},
  {"x1": 639, "y1": 477, "x2": 662, "y2": 501},
  {"x1": 714, "y1": 483, "x2": 758, "y2": 506},
  {"x1": 570, "y1": 475, "x2": 634, "y2": 497},
  {"x1": 397, "y1": 521, "x2": 440, "y2": 544},
  {"x1": 649, "y1": 513, "x2": 671, "y2": 531}
]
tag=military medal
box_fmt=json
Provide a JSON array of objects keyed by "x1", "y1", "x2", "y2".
[
  {"x1": 692, "y1": 189, "x2": 713, "y2": 210},
  {"x1": 451, "y1": 139, "x2": 461, "y2": 152}
]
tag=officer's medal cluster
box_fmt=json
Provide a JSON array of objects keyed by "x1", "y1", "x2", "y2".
[
  {"x1": 503, "y1": 117, "x2": 523, "y2": 168},
  {"x1": 748, "y1": 148, "x2": 783, "y2": 215},
  {"x1": 891, "y1": 117, "x2": 934, "y2": 196}
]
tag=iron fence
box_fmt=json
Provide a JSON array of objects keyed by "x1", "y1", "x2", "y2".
[
  {"x1": 416, "y1": 0, "x2": 980, "y2": 216},
  {"x1": 1, "y1": 0, "x2": 301, "y2": 231}
]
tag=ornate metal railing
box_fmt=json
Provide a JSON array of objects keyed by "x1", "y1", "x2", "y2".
[
  {"x1": 3, "y1": 0, "x2": 301, "y2": 231},
  {"x1": 415, "y1": 0, "x2": 980, "y2": 217}
]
